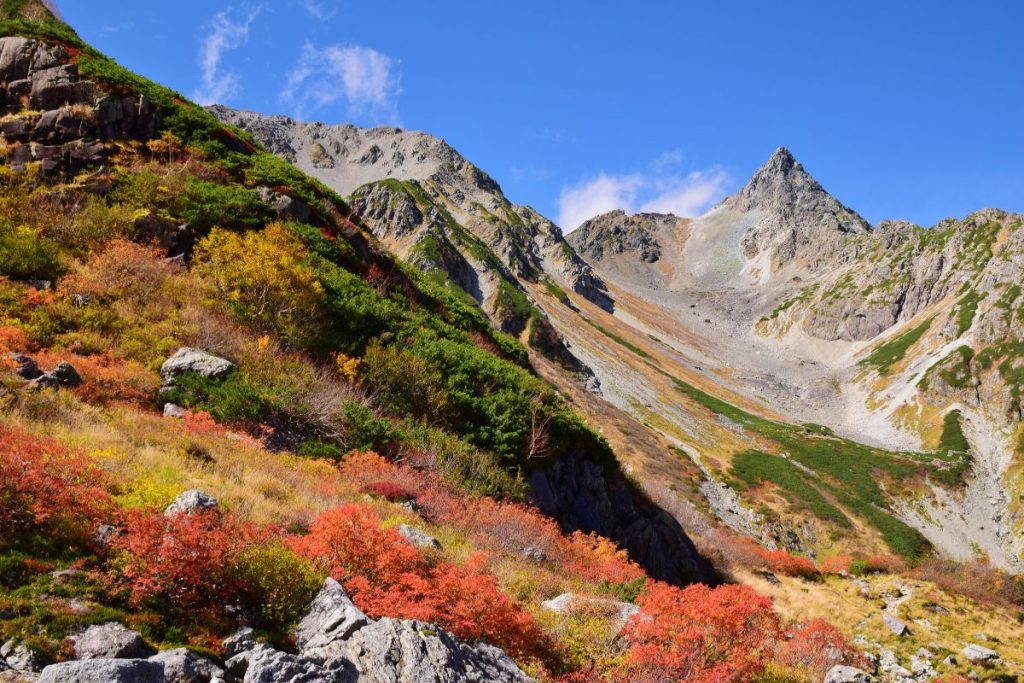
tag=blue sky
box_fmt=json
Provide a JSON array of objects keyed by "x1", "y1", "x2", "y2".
[{"x1": 60, "y1": 1, "x2": 1022, "y2": 231}]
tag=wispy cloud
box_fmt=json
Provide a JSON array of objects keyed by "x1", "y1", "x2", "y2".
[
  {"x1": 192, "y1": 6, "x2": 262, "y2": 106},
  {"x1": 281, "y1": 42, "x2": 402, "y2": 125},
  {"x1": 557, "y1": 152, "x2": 729, "y2": 232},
  {"x1": 297, "y1": 0, "x2": 338, "y2": 20}
]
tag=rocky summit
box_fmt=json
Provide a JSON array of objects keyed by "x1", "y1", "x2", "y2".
[{"x1": 0, "y1": 2, "x2": 1022, "y2": 683}]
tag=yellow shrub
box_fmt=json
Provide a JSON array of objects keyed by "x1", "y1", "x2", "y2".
[{"x1": 232, "y1": 542, "x2": 323, "y2": 629}]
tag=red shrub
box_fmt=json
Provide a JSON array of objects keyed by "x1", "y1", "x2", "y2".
[
  {"x1": 0, "y1": 426, "x2": 112, "y2": 546},
  {"x1": 108, "y1": 508, "x2": 260, "y2": 609},
  {"x1": 861, "y1": 555, "x2": 905, "y2": 574},
  {"x1": 362, "y1": 481, "x2": 415, "y2": 502},
  {"x1": 819, "y1": 555, "x2": 852, "y2": 575},
  {"x1": 759, "y1": 548, "x2": 819, "y2": 579},
  {"x1": 778, "y1": 619, "x2": 862, "y2": 677},
  {"x1": 290, "y1": 503, "x2": 550, "y2": 661},
  {"x1": 618, "y1": 582, "x2": 781, "y2": 682}
]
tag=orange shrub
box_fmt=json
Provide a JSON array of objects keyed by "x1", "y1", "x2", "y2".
[
  {"x1": 31, "y1": 349, "x2": 158, "y2": 404},
  {"x1": 289, "y1": 503, "x2": 551, "y2": 661},
  {"x1": 778, "y1": 619, "x2": 862, "y2": 677},
  {"x1": 617, "y1": 582, "x2": 781, "y2": 682},
  {"x1": 0, "y1": 426, "x2": 113, "y2": 547},
  {"x1": 108, "y1": 508, "x2": 262, "y2": 609}
]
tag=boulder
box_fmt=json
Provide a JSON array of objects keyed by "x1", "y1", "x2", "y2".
[
  {"x1": 520, "y1": 546, "x2": 547, "y2": 563},
  {"x1": 222, "y1": 628, "x2": 257, "y2": 659},
  {"x1": 38, "y1": 659, "x2": 163, "y2": 683},
  {"x1": 882, "y1": 612, "x2": 909, "y2": 636},
  {"x1": 961, "y1": 643, "x2": 998, "y2": 663},
  {"x1": 334, "y1": 618, "x2": 533, "y2": 682},
  {"x1": 149, "y1": 648, "x2": 223, "y2": 683},
  {"x1": 0, "y1": 641, "x2": 41, "y2": 674},
  {"x1": 73, "y1": 623, "x2": 155, "y2": 660},
  {"x1": 10, "y1": 353, "x2": 41, "y2": 380},
  {"x1": 164, "y1": 403, "x2": 187, "y2": 419},
  {"x1": 161, "y1": 348, "x2": 234, "y2": 383},
  {"x1": 294, "y1": 578, "x2": 369, "y2": 662},
  {"x1": 164, "y1": 490, "x2": 219, "y2": 517},
  {"x1": 396, "y1": 524, "x2": 442, "y2": 550},
  {"x1": 823, "y1": 665, "x2": 876, "y2": 683},
  {"x1": 30, "y1": 361, "x2": 82, "y2": 390},
  {"x1": 240, "y1": 647, "x2": 346, "y2": 683},
  {"x1": 0, "y1": 37, "x2": 37, "y2": 82}
]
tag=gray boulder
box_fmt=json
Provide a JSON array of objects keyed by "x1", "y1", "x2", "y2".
[
  {"x1": 241, "y1": 647, "x2": 347, "y2": 683},
  {"x1": 73, "y1": 623, "x2": 155, "y2": 661},
  {"x1": 222, "y1": 628, "x2": 257, "y2": 660},
  {"x1": 164, "y1": 490, "x2": 219, "y2": 517},
  {"x1": 882, "y1": 612, "x2": 909, "y2": 636},
  {"x1": 160, "y1": 348, "x2": 234, "y2": 383},
  {"x1": 163, "y1": 403, "x2": 187, "y2": 419},
  {"x1": 396, "y1": 525, "x2": 442, "y2": 550},
  {"x1": 962, "y1": 643, "x2": 999, "y2": 663},
  {"x1": 30, "y1": 361, "x2": 82, "y2": 390},
  {"x1": 38, "y1": 659, "x2": 163, "y2": 683},
  {"x1": 0, "y1": 641, "x2": 42, "y2": 673},
  {"x1": 824, "y1": 665, "x2": 876, "y2": 683},
  {"x1": 295, "y1": 579, "x2": 369, "y2": 662},
  {"x1": 334, "y1": 618, "x2": 533, "y2": 682},
  {"x1": 0, "y1": 37, "x2": 37, "y2": 82},
  {"x1": 149, "y1": 648, "x2": 223, "y2": 683}
]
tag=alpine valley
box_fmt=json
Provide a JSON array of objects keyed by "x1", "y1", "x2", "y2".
[{"x1": 0, "y1": 2, "x2": 1021, "y2": 683}]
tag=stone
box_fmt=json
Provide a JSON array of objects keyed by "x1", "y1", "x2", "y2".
[
  {"x1": 161, "y1": 348, "x2": 234, "y2": 383},
  {"x1": 334, "y1": 618, "x2": 533, "y2": 682},
  {"x1": 961, "y1": 643, "x2": 998, "y2": 663},
  {"x1": 73, "y1": 623, "x2": 155, "y2": 660},
  {"x1": 0, "y1": 641, "x2": 42, "y2": 673},
  {"x1": 396, "y1": 524, "x2": 442, "y2": 550},
  {"x1": 0, "y1": 37, "x2": 38, "y2": 82},
  {"x1": 95, "y1": 524, "x2": 119, "y2": 547},
  {"x1": 882, "y1": 612, "x2": 909, "y2": 636},
  {"x1": 521, "y1": 546, "x2": 547, "y2": 563},
  {"x1": 540, "y1": 593, "x2": 639, "y2": 633},
  {"x1": 240, "y1": 647, "x2": 345, "y2": 683},
  {"x1": 222, "y1": 628, "x2": 257, "y2": 660},
  {"x1": 50, "y1": 361, "x2": 83, "y2": 387},
  {"x1": 294, "y1": 578, "x2": 369, "y2": 661},
  {"x1": 37, "y1": 659, "x2": 164, "y2": 683},
  {"x1": 163, "y1": 403, "x2": 187, "y2": 419},
  {"x1": 164, "y1": 490, "x2": 219, "y2": 517},
  {"x1": 148, "y1": 648, "x2": 224, "y2": 683},
  {"x1": 10, "y1": 354, "x2": 41, "y2": 380},
  {"x1": 823, "y1": 665, "x2": 877, "y2": 683}
]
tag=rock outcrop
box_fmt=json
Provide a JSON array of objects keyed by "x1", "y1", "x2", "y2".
[
  {"x1": 160, "y1": 348, "x2": 235, "y2": 383},
  {"x1": 72, "y1": 623, "x2": 155, "y2": 660}
]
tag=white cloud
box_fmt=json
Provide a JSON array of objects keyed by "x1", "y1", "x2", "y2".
[
  {"x1": 297, "y1": 0, "x2": 338, "y2": 19},
  {"x1": 281, "y1": 42, "x2": 402, "y2": 125},
  {"x1": 557, "y1": 154, "x2": 729, "y2": 232},
  {"x1": 192, "y1": 6, "x2": 262, "y2": 105}
]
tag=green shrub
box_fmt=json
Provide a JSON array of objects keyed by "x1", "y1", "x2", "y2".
[
  {"x1": 161, "y1": 371, "x2": 268, "y2": 424},
  {"x1": 0, "y1": 223, "x2": 60, "y2": 279},
  {"x1": 233, "y1": 542, "x2": 322, "y2": 631},
  {"x1": 172, "y1": 180, "x2": 272, "y2": 233}
]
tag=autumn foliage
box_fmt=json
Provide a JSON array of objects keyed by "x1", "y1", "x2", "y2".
[
  {"x1": 617, "y1": 582, "x2": 781, "y2": 682},
  {"x1": 0, "y1": 426, "x2": 112, "y2": 547},
  {"x1": 288, "y1": 503, "x2": 551, "y2": 661},
  {"x1": 777, "y1": 619, "x2": 863, "y2": 677}
]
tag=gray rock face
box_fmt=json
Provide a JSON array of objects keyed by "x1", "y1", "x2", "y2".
[
  {"x1": 294, "y1": 579, "x2": 369, "y2": 661},
  {"x1": 241, "y1": 647, "x2": 347, "y2": 683},
  {"x1": 148, "y1": 648, "x2": 223, "y2": 683},
  {"x1": 569, "y1": 210, "x2": 669, "y2": 264},
  {"x1": 160, "y1": 348, "x2": 234, "y2": 383},
  {"x1": 824, "y1": 665, "x2": 877, "y2": 683},
  {"x1": 528, "y1": 451, "x2": 714, "y2": 585},
  {"x1": 37, "y1": 659, "x2": 163, "y2": 683},
  {"x1": 334, "y1": 618, "x2": 531, "y2": 683},
  {"x1": 961, "y1": 643, "x2": 999, "y2": 663},
  {"x1": 396, "y1": 525, "x2": 442, "y2": 550},
  {"x1": 717, "y1": 146, "x2": 869, "y2": 275},
  {"x1": 73, "y1": 623, "x2": 155, "y2": 661},
  {"x1": 882, "y1": 612, "x2": 910, "y2": 636},
  {"x1": 222, "y1": 628, "x2": 257, "y2": 660},
  {"x1": 164, "y1": 490, "x2": 219, "y2": 517}
]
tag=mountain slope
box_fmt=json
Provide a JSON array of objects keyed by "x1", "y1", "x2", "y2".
[
  {"x1": 209, "y1": 106, "x2": 613, "y2": 333},
  {"x1": 566, "y1": 148, "x2": 1024, "y2": 574}
]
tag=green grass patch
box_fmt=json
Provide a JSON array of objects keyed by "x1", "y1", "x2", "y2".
[
  {"x1": 731, "y1": 450, "x2": 851, "y2": 526},
  {"x1": 861, "y1": 316, "x2": 935, "y2": 375},
  {"x1": 952, "y1": 289, "x2": 982, "y2": 336},
  {"x1": 582, "y1": 317, "x2": 651, "y2": 359}
]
